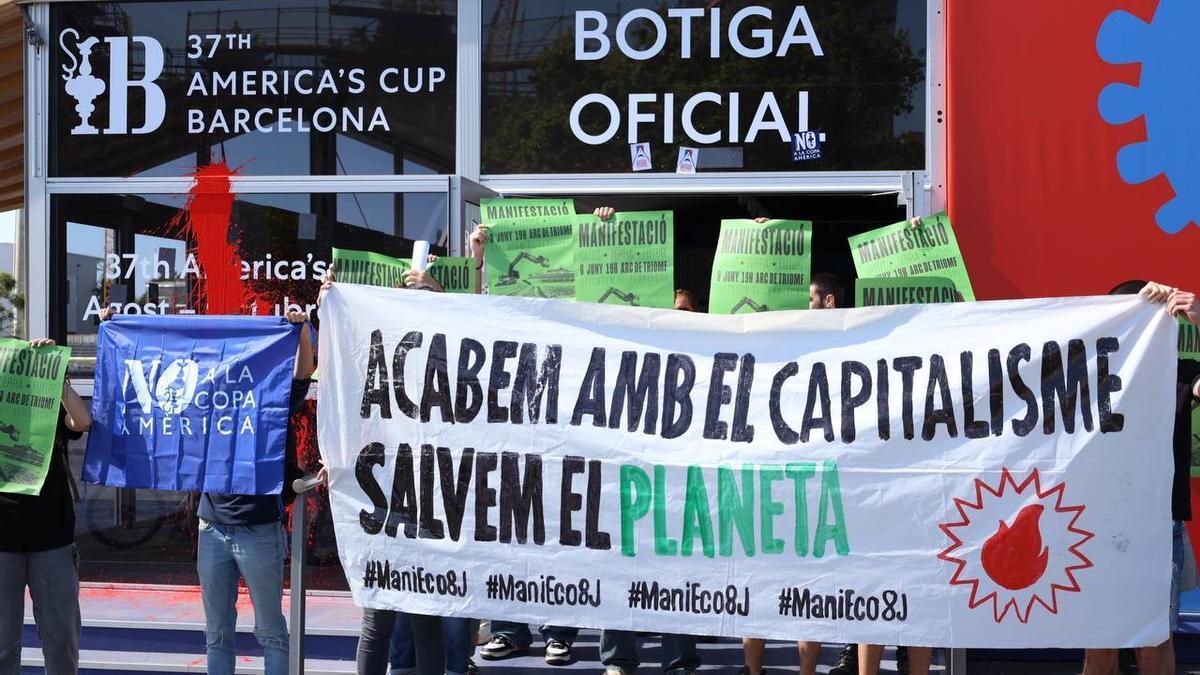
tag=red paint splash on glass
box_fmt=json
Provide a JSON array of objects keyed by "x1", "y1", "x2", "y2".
[
  {"x1": 981, "y1": 503, "x2": 1050, "y2": 590},
  {"x1": 162, "y1": 162, "x2": 253, "y2": 314}
]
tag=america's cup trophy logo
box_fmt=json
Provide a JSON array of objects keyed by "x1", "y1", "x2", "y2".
[{"x1": 60, "y1": 29, "x2": 105, "y2": 135}]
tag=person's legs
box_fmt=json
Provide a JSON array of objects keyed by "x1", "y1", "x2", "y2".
[
  {"x1": 231, "y1": 522, "x2": 289, "y2": 675},
  {"x1": 1136, "y1": 641, "x2": 1172, "y2": 675},
  {"x1": 407, "y1": 613, "x2": 446, "y2": 675},
  {"x1": 443, "y1": 617, "x2": 473, "y2": 675},
  {"x1": 600, "y1": 629, "x2": 639, "y2": 674},
  {"x1": 1081, "y1": 649, "x2": 1118, "y2": 675},
  {"x1": 741, "y1": 638, "x2": 766, "y2": 675},
  {"x1": 388, "y1": 612, "x2": 416, "y2": 675},
  {"x1": 358, "y1": 608, "x2": 399, "y2": 674},
  {"x1": 540, "y1": 624, "x2": 578, "y2": 646},
  {"x1": 481, "y1": 620, "x2": 531, "y2": 658},
  {"x1": 26, "y1": 545, "x2": 80, "y2": 675},
  {"x1": 904, "y1": 647, "x2": 933, "y2": 675},
  {"x1": 797, "y1": 641, "x2": 820, "y2": 675},
  {"x1": 197, "y1": 520, "x2": 240, "y2": 675},
  {"x1": 0, "y1": 551, "x2": 28, "y2": 675},
  {"x1": 858, "y1": 644, "x2": 884, "y2": 675},
  {"x1": 660, "y1": 634, "x2": 699, "y2": 674}
]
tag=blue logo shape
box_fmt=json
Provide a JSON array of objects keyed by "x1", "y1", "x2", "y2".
[{"x1": 1097, "y1": 0, "x2": 1200, "y2": 234}]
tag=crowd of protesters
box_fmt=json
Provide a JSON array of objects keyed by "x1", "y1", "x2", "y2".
[{"x1": 2, "y1": 203, "x2": 1198, "y2": 675}]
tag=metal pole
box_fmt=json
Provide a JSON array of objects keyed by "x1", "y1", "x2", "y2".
[
  {"x1": 289, "y1": 474, "x2": 324, "y2": 675},
  {"x1": 946, "y1": 648, "x2": 967, "y2": 675}
]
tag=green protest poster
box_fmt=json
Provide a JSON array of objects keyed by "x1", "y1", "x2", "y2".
[
  {"x1": 485, "y1": 217, "x2": 577, "y2": 300},
  {"x1": 1181, "y1": 320, "x2": 1200, "y2": 475},
  {"x1": 0, "y1": 339, "x2": 71, "y2": 495},
  {"x1": 331, "y1": 247, "x2": 409, "y2": 287},
  {"x1": 709, "y1": 219, "x2": 812, "y2": 314},
  {"x1": 429, "y1": 256, "x2": 478, "y2": 294},
  {"x1": 574, "y1": 211, "x2": 674, "y2": 308},
  {"x1": 855, "y1": 276, "x2": 960, "y2": 308},
  {"x1": 1181, "y1": 319, "x2": 1200, "y2": 362},
  {"x1": 848, "y1": 212, "x2": 976, "y2": 301},
  {"x1": 480, "y1": 197, "x2": 575, "y2": 224}
]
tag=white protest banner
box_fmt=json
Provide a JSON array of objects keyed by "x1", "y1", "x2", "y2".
[{"x1": 318, "y1": 285, "x2": 1176, "y2": 648}]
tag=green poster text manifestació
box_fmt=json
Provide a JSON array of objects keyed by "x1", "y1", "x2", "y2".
[
  {"x1": 856, "y1": 276, "x2": 960, "y2": 308},
  {"x1": 481, "y1": 197, "x2": 575, "y2": 224},
  {"x1": 332, "y1": 248, "x2": 409, "y2": 287},
  {"x1": 0, "y1": 339, "x2": 71, "y2": 495},
  {"x1": 848, "y1": 212, "x2": 976, "y2": 301},
  {"x1": 429, "y1": 257, "x2": 478, "y2": 294},
  {"x1": 484, "y1": 200, "x2": 577, "y2": 300},
  {"x1": 575, "y1": 211, "x2": 674, "y2": 308},
  {"x1": 709, "y1": 219, "x2": 812, "y2": 314}
]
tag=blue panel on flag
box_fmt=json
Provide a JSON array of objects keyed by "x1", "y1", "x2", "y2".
[{"x1": 83, "y1": 315, "x2": 300, "y2": 494}]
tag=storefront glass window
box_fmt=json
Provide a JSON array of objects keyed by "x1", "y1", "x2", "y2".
[
  {"x1": 481, "y1": 0, "x2": 926, "y2": 173},
  {"x1": 53, "y1": 189, "x2": 446, "y2": 588},
  {"x1": 50, "y1": 0, "x2": 457, "y2": 178}
]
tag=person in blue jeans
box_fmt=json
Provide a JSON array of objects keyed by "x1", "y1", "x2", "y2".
[
  {"x1": 196, "y1": 309, "x2": 315, "y2": 675},
  {"x1": 0, "y1": 339, "x2": 92, "y2": 675},
  {"x1": 389, "y1": 614, "x2": 478, "y2": 675},
  {"x1": 600, "y1": 631, "x2": 700, "y2": 675},
  {"x1": 481, "y1": 622, "x2": 578, "y2": 665}
]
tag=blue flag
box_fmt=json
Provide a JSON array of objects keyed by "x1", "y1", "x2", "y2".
[{"x1": 84, "y1": 315, "x2": 300, "y2": 494}]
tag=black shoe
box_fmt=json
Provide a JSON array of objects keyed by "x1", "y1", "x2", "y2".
[
  {"x1": 829, "y1": 644, "x2": 858, "y2": 675},
  {"x1": 738, "y1": 666, "x2": 768, "y2": 675},
  {"x1": 545, "y1": 639, "x2": 573, "y2": 666},
  {"x1": 896, "y1": 646, "x2": 909, "y2": 675},
  {"x1": 467, "y1": 659, "x2": 480, "y2": 675}
]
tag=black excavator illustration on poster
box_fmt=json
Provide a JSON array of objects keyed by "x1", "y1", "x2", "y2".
[
  {"x1": 730, "y1": 297, "x2": 770, "y2": 313},
  {"x1": 597, "y1": 287, "x2": 640, "y2": 306},
  {"x1": 495, "y1": 251, "x2": 573, "y2": 298}
]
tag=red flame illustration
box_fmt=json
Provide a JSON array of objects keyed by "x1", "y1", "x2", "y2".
[{"x1": 981, "y1": 503, "x2": 1049, "y2": 590}]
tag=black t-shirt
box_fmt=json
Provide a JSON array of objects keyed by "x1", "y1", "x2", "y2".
[
  {"x1": 0, "y1": 411, "x2": 83, "y2": 553},
  {"x1": 198, "y1": 378, "x2": 311, "y2": 526},
  {"x1": 1174, "y1": 359, "x2": 1200, "y2": 522}
]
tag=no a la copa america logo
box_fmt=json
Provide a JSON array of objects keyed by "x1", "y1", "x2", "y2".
[{"x1": 120, "y1": 358, "x2": 260, "y2": 437}]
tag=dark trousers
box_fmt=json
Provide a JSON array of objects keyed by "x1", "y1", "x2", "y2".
[
  {"x1": 357, "y1": 609, "x2": 444, "y2": 675},
  {"x1": 600, "y1": 631, "x2": 700, "y2": 675}
]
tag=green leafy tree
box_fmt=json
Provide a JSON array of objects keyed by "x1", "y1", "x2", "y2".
[{"x1": 0, "y1": 273, "x2": 25, "y2": 338}]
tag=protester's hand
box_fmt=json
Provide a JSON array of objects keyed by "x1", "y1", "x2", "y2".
[
  {"x1": 286, "y1": 310, "x2": 308, "y2": 325},
  {"x1": 29, "y1": 338, "x2": 56, "y2": 348},
  {"x1": 910, "y1": 216, "x2": 923, "y2": 229},
  {"x1": 404, "y1": 268, "x2": 444, "y2": 293},
  {"x1": 1168, "y1": 289, "x2": 1199, "y2": 324},
  {"x1": 1140, "y1": 281, "x2": 1174, "y2": 304},
  {"x1": 427, "y1": 254, "x2": 439, "y2": 264},
  {"x1": 594, "y1": 206, "x2": 615, "y2": 221},
  {"x1": 316, "y1": 466, "x2": 329, "y2": 485},
  {"x1": 317, "y1": 267, "x2": 335, "y2": 307},
  {"x1": 754, "y1": 217, "x2": 769, "y2": 224},
  {"x1": 469, "y1": 224, "x2": 489, "y2": 263},
  {"x1": 98, "y1": 307, "x2": 116, "y2": 322}
]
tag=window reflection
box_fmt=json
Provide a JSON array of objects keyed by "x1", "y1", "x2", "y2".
[{"x1": 55, "y1": 189, "x2": 447, "y2": 589}]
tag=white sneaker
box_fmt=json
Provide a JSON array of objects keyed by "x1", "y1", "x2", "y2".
[{"x1": 480, "y1": 635, "x2": 524, "y2": 660}]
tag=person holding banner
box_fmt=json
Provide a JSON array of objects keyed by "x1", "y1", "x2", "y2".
[
  {"x1": 193, "y1": 309, "x2": 314, "y2": 675},
  {"x1": 1083, "y1": 281, "x2": 1200, "y2": 675},
  {"x1": 0, "y1": 339, "x2": 91, "y2": 675},
  {"x1": 739, "y1": 271, "x2": 844, "y2": 675},
  {"x1": 574, "y1": 207, "x2": 703, "y2": 675}
]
